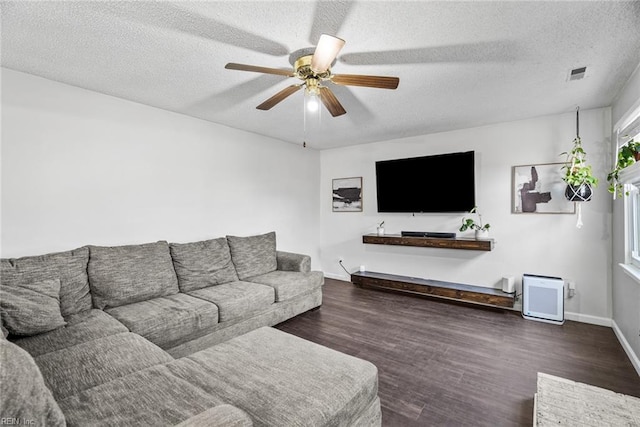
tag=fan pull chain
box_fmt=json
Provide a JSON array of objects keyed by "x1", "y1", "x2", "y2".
[{"x1": 303, "y1": 94, "x2": 308, "y2": 148}]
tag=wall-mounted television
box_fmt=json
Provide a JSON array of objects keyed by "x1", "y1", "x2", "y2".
[{"x1": 375, "y1": 151, "x2": 476, "y2": 213}]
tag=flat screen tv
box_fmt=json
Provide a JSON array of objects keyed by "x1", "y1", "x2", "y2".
[{"x1": 375, "y1": 151, "x2": 476, "y2": 213}]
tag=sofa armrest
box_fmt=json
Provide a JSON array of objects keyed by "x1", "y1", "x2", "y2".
[
  {"x1": 276, "y1": 251, "x2": 311, "y2": 273},
  {"x1": 175, "y1": 404, "x2": 253, "y2": 427}
]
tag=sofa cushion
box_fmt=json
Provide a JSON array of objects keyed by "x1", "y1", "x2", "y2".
[
  {"x1": 247, "y1": 270, "x2": 324, "y2": 302},
  {"x1": 175, "y1": 404, "x2": 253, "y2": 427},
  {"x1": 1, "y1": 246, "x2": 92, "y2": 317},
  {"x1": 170, "y1": 237, "x2": 239, "y2": 292},
  {"x1": 13, "y1": 309, "x2": 129, "y2": 357},
  {"x1": 188, "y1": 281, "x2": 275, "y2": 322},
  {"x1": 106, "y1": 293, "x2": 219, "y2": 349},
  {"x1": 174, "y1": 327, "x2": 379, "y2": 427},
  {"x1": 58, "y1": 362, "x2": 227, "y2": 426},
  {"x1": 35, "y1": 332, "x2": 173, "y2": 400},
  {"x1": 227, "y1": 232, "x2": 277, "y2": 280},
  {"x1": 0, "y1": 278, "x2": 66, "y2": 336},
  {"x1": 0, "y1": 338, "x2": 66, "y2": 427},
  {"x1": 88, "y1": 241, "x2": 179, "y2": 309}
]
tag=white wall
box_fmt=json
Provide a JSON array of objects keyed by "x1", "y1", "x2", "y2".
[
  {"x1": 611, "y1": 63, "x2": 640, "y2": 373},
  {"x1": 320, "y1": 108, "x2": 612, "y2": 322},
  {"x1": 0, "y1": 67, "x2": 623, "y2": 328},
  {"x1": 1, "y1": 69, "x2": 321, "y2": 266},
  {"x1": 612, "y1": 63, "x2": 640, "y2": 127}
]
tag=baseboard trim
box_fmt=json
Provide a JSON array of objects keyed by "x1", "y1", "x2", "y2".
[
  {"x1": 612, "y1": 319, "x2": 640, "y2": 377},
  {"x1": 505, "y1": 307, "x2": 612, "y2": 327},
  {"x1": 564, "y1": 311, "x2": 612, "y2": 327},
  {"x1": 324, "y1": 272, "x2": 350, "y2": 281}
]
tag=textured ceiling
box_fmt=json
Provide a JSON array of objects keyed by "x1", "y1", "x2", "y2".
[{"x1": 2, "y1": 1, "x2": 640, "y2": 149}]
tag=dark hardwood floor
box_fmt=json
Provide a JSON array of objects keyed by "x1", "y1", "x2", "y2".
[{"x1": 276, "y1": 279, "x2": 640, "y2": 426}]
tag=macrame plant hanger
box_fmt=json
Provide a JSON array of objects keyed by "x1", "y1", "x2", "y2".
[
  {"x1": 563, "y1": 107, "x2": 594, "y2": 228},
  {"x1": 575, "y1": 107, "x2": 584, "y2": 228}
]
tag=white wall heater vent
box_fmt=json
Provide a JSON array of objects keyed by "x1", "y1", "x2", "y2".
[{"x1": 522, "y1": 274, "x2": 565, "y2": 325}]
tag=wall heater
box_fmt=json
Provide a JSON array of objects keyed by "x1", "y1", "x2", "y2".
[{"x1": 522, "y1": 274, "x2": 565, "y2": 325}]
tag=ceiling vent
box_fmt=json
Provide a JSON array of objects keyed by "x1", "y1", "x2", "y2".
[{"x1": 568, "y1": 66, "x2": 587, "y2": 81}]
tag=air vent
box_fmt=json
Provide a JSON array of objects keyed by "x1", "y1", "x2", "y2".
[{"x1": 568, "y1": 66, "x2": 587, "y2": 81}]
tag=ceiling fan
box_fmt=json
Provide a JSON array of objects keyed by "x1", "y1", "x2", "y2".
[{"x1": 225, "y1": 34, "x2": 399, "y2": 117}]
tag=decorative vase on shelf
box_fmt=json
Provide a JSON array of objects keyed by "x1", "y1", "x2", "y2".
[
  {"x1": 377, "y1": 227, "x2": 385, "y2": 236},
  {"x1": 475, "y1": 229, "x2": 489, "y2": 240}
]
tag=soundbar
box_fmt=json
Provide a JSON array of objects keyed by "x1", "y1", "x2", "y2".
[{"x1": 401, "y1": 231, "x2": 456, "y2": 238}]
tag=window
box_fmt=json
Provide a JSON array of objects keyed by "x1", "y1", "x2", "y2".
[
  {"x1": 616, "y1": 102, "x2": 640, "y2": 275},
  {"x1": 626, "y1": 179, "x2": 640, "y2": 269}
]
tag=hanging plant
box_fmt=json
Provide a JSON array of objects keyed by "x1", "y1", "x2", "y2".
[
  {"x1": 560, "y1": 107, "x2": 598, "y2": 228},
  {"x1": 560, "y1": 135, "x2": 598, "y2": 202},
  {"x1": 560, "y1": 108, "x2": 598, "y2": 200},
  {"x1": 606, "y1": 138, "x2": 639, "y2": 197}
]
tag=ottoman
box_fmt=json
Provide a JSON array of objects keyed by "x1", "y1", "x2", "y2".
[{"x1": 171, "y1": 327, "x2": 382, "y2": 426}]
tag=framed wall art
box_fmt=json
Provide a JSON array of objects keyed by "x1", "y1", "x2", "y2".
[
  {"x1": 512, "y1": 163, "x2": 575, "y2": 214},
  {"x1": 332, "y1": 177, "x2": 362, "y2": 212}
]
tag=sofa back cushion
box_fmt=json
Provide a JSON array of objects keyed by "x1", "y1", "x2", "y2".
[
  {"x1": 88, "y1": 241, "x2": 179, "y2": 309},
  {"x1": 0, "y1": 278, "x2": 66, "y2": 336},
  {"x1": 170, "y1": 238, "x2": 239, "y2": 292},
  {"x1": 1, "y1": 246, "x2": 92, "y2": 317},
  {"x1": 226, "y1": 232, "x2": 277, "y2": 280},
  {"x1": 0, "y1": 338, "x2": 66, "y2": 427}
]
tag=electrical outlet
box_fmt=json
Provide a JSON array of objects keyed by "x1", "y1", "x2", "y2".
[{"x1": 567, "y1": 281, "x2": 576, "y2": 298}]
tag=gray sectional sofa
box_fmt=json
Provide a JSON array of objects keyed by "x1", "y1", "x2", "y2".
[{"x1": 0, "y1": 232, "x2": 381, "y2": 426}]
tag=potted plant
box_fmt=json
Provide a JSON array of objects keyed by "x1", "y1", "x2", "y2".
[
  {"x1": 459, "y1": 207, "x2": 490, "y2": 239},
  {"x1": 607, "y1": 139, "x2": 639, "y2": 197},
  {"x1": 377, "y1": 221, "x2": 385, "y2": 236},
  {"x1": 560, "y1": 134, "x2": 598, "y2": 202},
  {"x1": 561, "y1": 108, "x2": 598, "y2": 202}
]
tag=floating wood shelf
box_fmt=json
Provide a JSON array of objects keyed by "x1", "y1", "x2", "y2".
[
  {"x1": 362, "y1": 234, "x2": 494, "y2": 251},
  {"x1": 351, "y1": 271, "x2": 515, "y2": 308}
]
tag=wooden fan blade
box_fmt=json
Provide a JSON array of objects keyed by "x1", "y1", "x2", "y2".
[
  {"x1": 311, "y1": 34, "x2": 345, "y2": 73},
  {"x1": 225, "y1": 63, "x2": 294, "y2": 77},
  {"x1": 331, "y1": 74, "x2": 399, "y2": 89},
  {"x1": 319, "y1": 86, "x2": 346, "y2": 117},
  {"x1": 256, "y1": 85, "x2": 302, "y2": 110}
]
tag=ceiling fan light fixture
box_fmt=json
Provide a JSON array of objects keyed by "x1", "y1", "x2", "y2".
[
  {"x1": 305, "y1": 92, "x2": 320, "y2": 112},
  {"x1": 305, "y1": 79, "x2": 320, "y2": 113},
  {"x1": 226, "y1": 35, "x2": 397, "y2": 118},
  {"x1": 310, "y1": 34, "x2": 345, "y2": 73}
]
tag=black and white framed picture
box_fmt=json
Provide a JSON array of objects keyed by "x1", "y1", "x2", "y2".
[
  {"x1": 332, "y1": 177, "x2": 362, "y2": 212},
  {"x1": 512, "y1": 163, "x2": 575, "y2": 214}
]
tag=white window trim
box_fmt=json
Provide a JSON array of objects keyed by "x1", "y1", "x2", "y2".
[
  {"x1": 617, "y1": 112, "x2": 640, "y2": 284},
  {"x1": 619, "y1": 262, "x2": 640, "y2": 284},
  {"x1": 618, "y1": 178, "x2": 640, "y2": 284}
]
